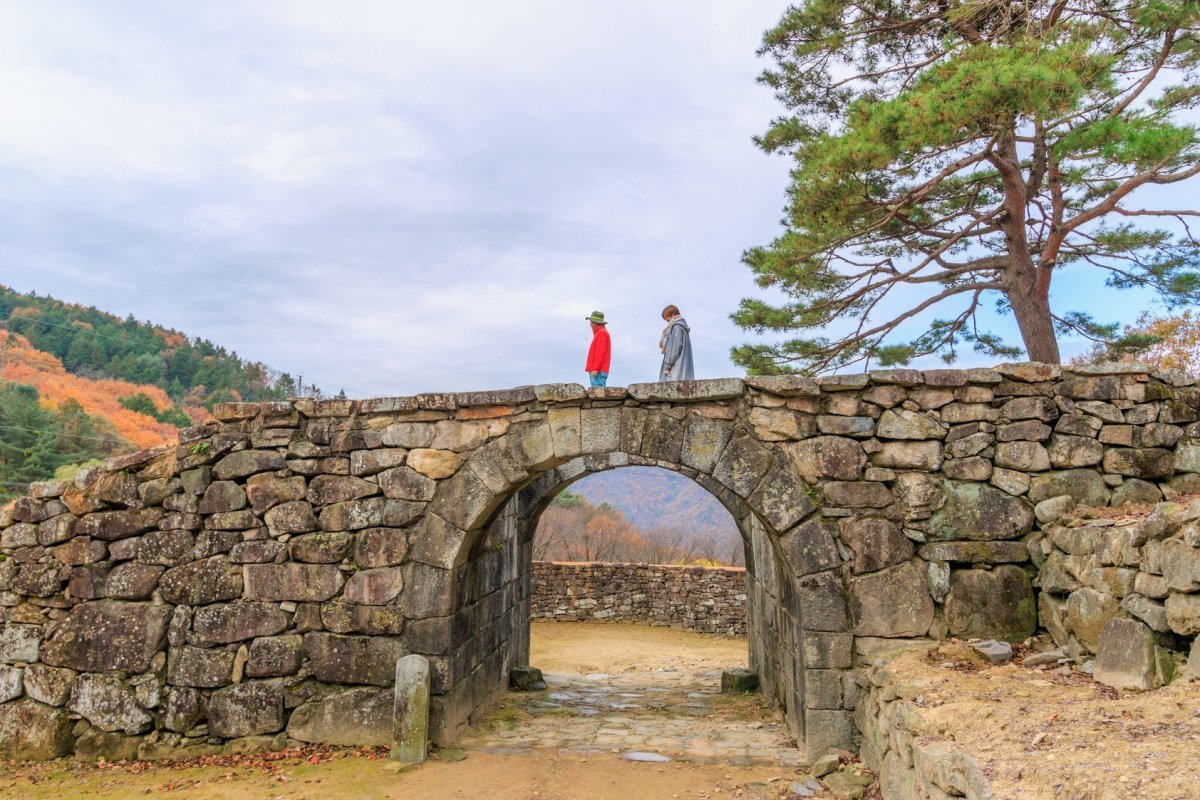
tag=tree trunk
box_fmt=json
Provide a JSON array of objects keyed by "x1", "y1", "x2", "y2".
[{"x1": 1007, "y1": 282, "x2": 1061, "y2": 364}]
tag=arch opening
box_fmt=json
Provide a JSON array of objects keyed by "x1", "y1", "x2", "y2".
[{"x1": 436, "y1": 448, "x2": 822, "y2": 756}]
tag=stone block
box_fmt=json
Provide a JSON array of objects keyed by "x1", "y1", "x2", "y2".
[
  {"x1": 105, "y1": 562, "x2": 165, "y2": 600},
  {"x1": 1165, "y1": 592, "x2": 1200, "y2": 636},
  {"x1": 213, "y1": 450, "x2": 287, "y2": 481},
  {"x1": 264, "y1": 500, "x2": 319, "y2": 536},
  {"x1": 353, "y1": 528, "x2": 409, "y2": 569},
  {"x1": 282, "y1": 531, "x2": 349, "y2": 564},
  {"x1": 23, "y1": 664, "x2": 74, "y2": 706},
  {"x1": 944, "y1": 566, "x2": 1036, "y2": 642},
  {"x1": 871, "y1": 440, "x2": 942, "y2": 470},
  {"x1": 192, "y1": 602, "x2": 290, "y2": 644},
  {"x1": 407, "y1": 449, "x2": 463, "y2": 479},
  {"x1": 929, "y1": 481, "x2": 1033, "y2": 541},
  {"x1": 198, "y1": 481, "x2": 247, "y2": 515},
  {"x1": 1028, "y1": 469, "x2": 1111, "y2": 506},
  {"x1": 1103, "y1": 447, "x2": 1174, "y2": 480},
  {"x1": 994, "y1": 441, "x2": 1051, "y2": 471},
  {"x1": 318, "y1": 497, "x2": 387, "y2": 531},
  {"x1": 378, "y1": 466, "x2": 436, "y2": 501},
  {"x1": 787, "y1": 437, "x2": 866, "y2": 483},
  {"x1": 547, "y1": 407, "x2": 583, "y2": 459},
  {"x1": 40, "y1": 601, "x2": 169, "y2": 672},
  {"x1": 208, "y1": 680, "x2": 285, "y2": 738},
  {"x1": 801, "y1": 631, "x2": 853, "y2": 669},
  {"x1": 393, "y1": 654, "x2": 431, "y2": 765},
  {"x1": 796, "y1": 570, "x2": 849, "y2": 631},
  {"x1": 713, "y1": 435, "x2": 774, "y2": 497},
  {"x1": 745, "y1": 375, "x2": 821, "y2": 396},
  {"x1": 823, "y1": 481, "x2": 892, "y2": 508},
  {"x1": 344, "y1": 568, "x2": 404, "y2": 605},
  {"x1": 1066, "y1": 587, "x2": 1121, "y2": 652},
  {"x1": 1094, "y1": 619, "x2": 1157, "y2": 691},
  {"x1": 1121, "y1": 593, "x2": 1170, "y2": 632},
  {"x1": 70, "y1": 673, "x2": 152, "y2": 734},
  {"x1": 680, "y1": 415, "x2": 734, "y2": 474},
  {"x1": 748, "y1": 456, "x2": 816, "y2": 532},
  {"x1": 307, "y1": 475, "x2": 379, "y2": 507},
  {"x1": 840, "y1": 518, "x2": 913, "y2": 574},
  {"x1": 876, "y1": 408, "x2": 945, "y2": 440},
  {"x1": 627, "y1": 379, "x2": 744, "y2": 402},
  {"x1": 288, "y1": 687, "x2": 393, "y2": 746},
  {"x1": 778, "y1": 518, "x2": 842, "y2": 577},
  {"x1": 0, "y1": 700, "x2": 74, "y2": 761},
  {"x1": 160, "y1": 557, "x2": 244, "y2": 605},
  {"x1": 246, "y1": 635, "x2": 304, "y2": 678},
  {"x1": 167, "y1": 645, "x2": 236, "y2": 688},
  {"x1": 916, "y1": 541, "x2": 1028, "y2": 564},
  {"x1": 321, "y1": 602, "x2": 405, "y2": 635},
  {"x1": 136, "y1": 529, "x2": 194, "y2": 566},
  {"x1": 244, "y1": 563, "x2": 345, "y2": 602},
  {"x1": 304, "y1": 633, "x2": 405, "y2": 686},
  {"x1": 580, "y1": 407, "x2": 621, "y2": 453},
  {"x1": 850, "y1": 561, "x2": 933, "y2": 638},
  {"x1": 77, "y1": 508, "x2": 164, "y2": 541}
]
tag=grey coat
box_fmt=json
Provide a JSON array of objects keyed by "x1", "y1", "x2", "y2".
[{"x1": 659, "y1": 317, "x2": 694, "y2": 381}]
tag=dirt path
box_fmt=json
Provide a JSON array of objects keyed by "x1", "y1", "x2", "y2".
[{"x1": 529, "y1": 620, "x2": 749, "y2": 675}]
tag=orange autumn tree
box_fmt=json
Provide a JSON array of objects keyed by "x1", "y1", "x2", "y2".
[{"x1": 1072, "y1": 310, "x2": 1200, "y2": 374}]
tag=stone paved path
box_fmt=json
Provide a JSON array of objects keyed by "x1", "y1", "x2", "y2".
[{"x1": 459, "y1": 667, "x2": 805, "y2": 767}]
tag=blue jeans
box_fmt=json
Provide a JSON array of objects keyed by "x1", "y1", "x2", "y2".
[{"x1": 589, "y1": 372, "x2": 608, "y2": 387}]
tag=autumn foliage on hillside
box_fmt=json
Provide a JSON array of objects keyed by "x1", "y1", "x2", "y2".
[{"x1": 0, "y1": 331, "x2": 184, "y2": 450}]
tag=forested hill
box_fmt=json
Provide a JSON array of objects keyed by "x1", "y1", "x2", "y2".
[
  {"x1": 0, "y1": 285, "x2": 305, "y2": 411},
  {"x1": 0, "y1": 284, "x2": 323, "y2": 499}
]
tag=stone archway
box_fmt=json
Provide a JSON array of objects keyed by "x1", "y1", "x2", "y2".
[{"x1": 418, "y1": 388, "x2": 852, "y2": 759}]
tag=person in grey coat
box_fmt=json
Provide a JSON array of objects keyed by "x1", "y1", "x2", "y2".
[{"x1": 658, "y1": 304, "x2": 695, "y2": 381}]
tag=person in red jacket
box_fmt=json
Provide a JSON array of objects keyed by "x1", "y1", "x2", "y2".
[{"x1": 585, "y1": 311, "x2": 611, "y2": 387}]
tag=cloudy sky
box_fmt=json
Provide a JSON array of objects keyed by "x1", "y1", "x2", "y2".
[{"x1": 0, "y1": 2, "x2": 1192, "y2": 397}]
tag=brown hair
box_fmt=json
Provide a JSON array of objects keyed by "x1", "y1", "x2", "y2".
[{"x1": 661, "y1": 304, "x2": 680, "y2": 320}]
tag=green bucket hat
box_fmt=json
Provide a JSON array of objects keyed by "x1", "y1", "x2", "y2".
[{"x1": 586, "y1": 310, "x2": 607, "y2": 324}]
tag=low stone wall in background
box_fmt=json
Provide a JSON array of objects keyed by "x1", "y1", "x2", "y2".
[{"x1": 531, "y1": 561, "x2": 747, "y2": 636}]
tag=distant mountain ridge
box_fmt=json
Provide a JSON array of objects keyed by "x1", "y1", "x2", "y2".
[{"x1": 567, "y1": 466, "x2": 739, "y2": 539}]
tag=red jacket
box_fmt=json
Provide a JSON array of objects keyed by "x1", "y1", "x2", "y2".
[{"x1": 586, "y1": 325, "x2": 611, "y2": 373}]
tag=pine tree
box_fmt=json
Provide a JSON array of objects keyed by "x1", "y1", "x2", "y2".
[{"x1": 734, "y1": 0, "x2": 1200, "y2": 374}]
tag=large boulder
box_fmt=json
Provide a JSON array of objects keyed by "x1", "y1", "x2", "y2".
[
  {"x1": 40, "y1": 601, "x2": 170, "y2": 672},
  {"x1": 286, "y1": 687, "x2": 393, "y2": 746},
  {"x1": 929, "y1": 481, "x2": 1033, "y2": 541},
  {"x1": 944, "y1": 566, "x2": 1036, "y2": 642}
]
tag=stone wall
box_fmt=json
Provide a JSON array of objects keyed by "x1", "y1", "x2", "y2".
[
  {"x1": 1034, "y1": 497, "x2": 1200, "y2": 689},
  {"x1": 530, "y1": 561, "x2": 746, "y2": 635},
  {"x1": 854, "y1": 649, "x2": 995, "y2": 800},
  {"x1": 2, "y1": 363, "x2": 1200, "y2": 762}
]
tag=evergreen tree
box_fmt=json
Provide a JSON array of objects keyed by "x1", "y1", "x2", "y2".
[{"x1": 734, "y1": 0, "x2": 1200, "y2": 374}]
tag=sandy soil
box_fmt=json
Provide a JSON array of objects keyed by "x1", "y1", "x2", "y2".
[
  {"x1": 529, "y1": 620, "x2": 749, "y2": 675},
  {"x1": 0, "y1": 622, "x2": 794, "y2": 800},
  {"x1": 890, "y1": 643, "x2": 1200, "y2": 800},
  {"x1": 0, "y1": 750, "x2": 792, "y2": 800}
]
